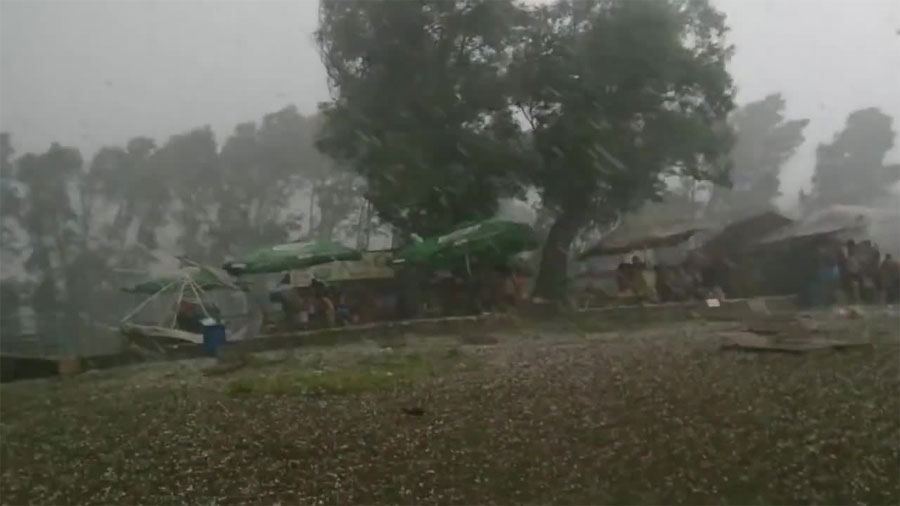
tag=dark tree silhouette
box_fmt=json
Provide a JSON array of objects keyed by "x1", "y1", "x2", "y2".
[{"x1": 804, "y1": 107, "x2": 899, "y2": 211}]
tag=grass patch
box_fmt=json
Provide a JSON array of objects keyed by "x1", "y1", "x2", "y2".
[
  {"x1": 458, "y1": 332, "x2": 500, "y2": 345},
  {"x1": 226, "y1": 348, "x2": 477, "y2": 397}
]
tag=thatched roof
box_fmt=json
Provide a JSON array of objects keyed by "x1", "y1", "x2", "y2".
[
  {"x1": 702, "y1": 211, "x2": 793, "y2": 255},
  {"x1": 758, "y1": 205, "x2": 899, "y2": 245},
  {"x1": 579, "y1": 220, "x2": 705, "y2": 259}
]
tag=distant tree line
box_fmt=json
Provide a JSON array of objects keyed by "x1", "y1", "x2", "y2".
[{"x1": 0, "y1": 107, "x2": 378, "y2": 336}]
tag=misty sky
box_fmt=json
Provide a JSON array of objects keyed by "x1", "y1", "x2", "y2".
[{"x1": 2, "y1": 0, "x2": 899, "y2": 210}]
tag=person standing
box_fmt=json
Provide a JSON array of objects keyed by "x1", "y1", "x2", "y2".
[
  {"x1": 615, "y1": 261, "x2": 633, "y2": 297},
  {"x1": 856, "y1": 240, "x2": 879, "y2": 302},
  {"x1": 629, "y1": 255, "x2": 652, "y2": 301},
  {"x1": 881, "y1": 254, "x2": 900, "y2": 304},
  {"x1": 816, "y1": 245, "x2": 840, "y2": 306},
  {"x1": 843, "y1": 240, "x2": 861, "y2": 303},
  {"x1": 868, "y1": 241, "x2": 883, "y2": 301},
  {"x1": 310, "y1": 280, "x2": 335, "y2": 328},
  {"x1": 334, "y1": 292, "x2": 353, "y2": 326}
]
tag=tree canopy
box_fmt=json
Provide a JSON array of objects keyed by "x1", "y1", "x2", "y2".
[
  {"x1": 315, "y1": 0, "x2": 530, "y2": 238},
  {"x1": 512, "y1": 0, "x2": 735, "y2": 299},
  {"x1": 710, "y1": 93, "x2": 808, "y2": 221},
  {"x1": 804, "y1": 107, "x2": 899, "y2": 212}
]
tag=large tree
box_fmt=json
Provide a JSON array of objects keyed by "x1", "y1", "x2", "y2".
[
  {"x1": 512, "y1": 0, "x2": 735, "y2": 300},
  {"x1": 84, "y1": 136, "x2": 165, "y2": 269},
  {"x1": 213, "y1": 107, "x2": 312, "y2": 256},
  {"x1": 1, "y1": 133, "x2": 22, "y2": 255},
  {"x1": 709, "y1": 93, "x2": 808, "y2": 220},
  {"x1": 147, "y1": 127, "x2": 221, "y2": 261},
  {"x1": 804, "y1": 107, "x2": 899, "y2": 211},
  {"x1": 15, "y1": 143, "x2": 94, "y2": 338},
  {"x1": 212, "y1": 107, "x2": 364, "y2": 252},
  {"x1": 1, "y1": 134, "x2": 23, "y2": 336},
  {"x1": 315, "y1": 0, "x2": 530, "y2": 238}
]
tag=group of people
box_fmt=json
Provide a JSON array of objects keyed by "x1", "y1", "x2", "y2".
[
  {"x1": 274, "y1": 278, "x2": 360, "y2": 330},
  {"x1": 422, "y1": 262, "x2": 530, "y2": 317},
  {"x1": 616, "y1": 253, "x2": 729, "y2": 303},
  {"x1": 269, "y1": 259, "x2": 534, "y2": 330},
  {"x1": 816, "y1": 239, "x2": 899, "y2": 305}
]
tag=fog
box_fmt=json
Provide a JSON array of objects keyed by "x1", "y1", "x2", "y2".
[{"x1": 2, "y1": 0, "x2": 899, "y2": 211}]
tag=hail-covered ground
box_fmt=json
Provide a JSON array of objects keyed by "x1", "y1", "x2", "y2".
[{"x1": 2, "y1": 312, "x2": 898, "y2": 505}]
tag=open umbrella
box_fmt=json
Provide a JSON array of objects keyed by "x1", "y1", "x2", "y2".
[
  {"x1": 395, "y1": 219, "x2": 540, "y2": 269},
  {"x1": 222, "y1": 239, "x2": 362, "y2": 275},
  {"x1": 123, "y1": 265, "x2": 239, "y2": 294}
]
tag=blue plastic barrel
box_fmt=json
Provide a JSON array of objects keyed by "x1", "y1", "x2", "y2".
[{"x1": 201, "y1": 319, "x2": 227, "y2": 357}]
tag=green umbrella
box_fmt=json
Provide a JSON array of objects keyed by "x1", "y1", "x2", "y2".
[
  {"x1": 396, "y1": 219, "x2": 540, "y2": 269},
  {"x1": 222, "y1": 239, "x2": 362, "y2": 275},
  {"x1": 123, "y1": 265, "x2": 239, "y2": 294}
]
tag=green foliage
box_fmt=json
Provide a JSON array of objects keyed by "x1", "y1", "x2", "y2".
[
  {"x1": 7, "y1": 142, "x2": 121, "y2": 339},
  {"x1": 213, "y1": 107, "x2": 311, "y2": 256},
  {"x1": 0, "y1": 133, "x2": 22, "y2": 253},
  {"x1": 514, "y1": 0, "x2": 734, "y2": 211},
  {"x1": 85, "y1": 136, "x2": 166, "y2": 254},
  {"x1": 805, "y1": 107, "x2": 899, "y2": 211},
  {"x1": 710, "y1": 93, "x2": 809, "y2": 220},
  {"x1": 15, "y1": 143, "x2": 83, "y2": 310},
  {"x1": 0, "y1": 132, "x2": 13, "y2": 178},
  {"x1": 153, "y1": 127, "x2": 221, "y2": 260},
  {"x1": 316, "y1": 0, "x2": 531, "y2": 237}
]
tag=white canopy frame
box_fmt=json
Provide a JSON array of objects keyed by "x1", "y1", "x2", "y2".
[{"x1": 119, "y1": 266, "x2": 259, "y2": 346}]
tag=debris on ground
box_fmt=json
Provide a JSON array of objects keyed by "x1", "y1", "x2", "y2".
[{"x1": 720, "y1": 312, "x2": 874, "y2": 353}]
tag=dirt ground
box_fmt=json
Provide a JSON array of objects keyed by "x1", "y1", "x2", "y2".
[{"x1": 1, "y1": 312, "x2": 898, "y2": 505}]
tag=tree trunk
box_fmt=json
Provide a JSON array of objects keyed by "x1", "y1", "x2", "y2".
[
  {"x1": 363, "y1": 201, "x2": 374, "y2": 250},
  {"x1": 307, "y1": 183, "x2": 317, "y2": 236},
  {"x1": 355, "y1": 200, "x2": 369, "y2": 250},
  {"x1": 532, "y1": 208, "x2": 584, "y2": 303}
]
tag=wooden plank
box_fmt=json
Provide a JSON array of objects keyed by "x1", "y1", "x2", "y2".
[{"x1": 719, "y1": 331, "x2": 871, "y2": 353}]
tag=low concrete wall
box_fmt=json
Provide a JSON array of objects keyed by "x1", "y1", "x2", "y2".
[
  {"x1": 576, "y1": 295, "x2": 795, "y2": 321},
  {"x1": 1, "y1": 356, "x2": 67, "y2": 383},
  {"x1": 0, "y1": 295, "x2": 798, "y2": 381},
  {"x1": 225, "y1": 295, "x2": 797, "y2": 356},
  {"x1": 227, "y1": 314, "x2": 516, "y2": 355}
]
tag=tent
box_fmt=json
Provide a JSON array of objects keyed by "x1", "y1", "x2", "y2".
[
  {"x1": 123, "y1": 265, "x2": 239, "y2": 294},
  {"x1": 223, "y1": 239, "x2": 362, "y2": 276},
  {"x1": 119, "y1": 262, "x2": 257, "y2": 350}
]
